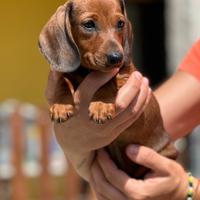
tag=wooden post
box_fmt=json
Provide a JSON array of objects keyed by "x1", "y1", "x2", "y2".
[
  {"x1": 0, "y1": 181, "x2": 3, "y2": 199},
  {"x1": 11, "y1": 109, "x2": 27, "y2": 200},
  {"x1": 65, "y1": 161, "x2": 82, "y2": 200},
  {"x1": 38, "y1": 110, "x2": 54, "y2": 200}
]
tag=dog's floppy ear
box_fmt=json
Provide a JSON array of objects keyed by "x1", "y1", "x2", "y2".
[
  {"x1": 39, "y1": 1, "x2": 80, "y2": 72},
  {"x1": 119, "y1": 0, "x2": 133, "y2": 65},
  {"x1": 124, "y1": 20, "x2": 133, "y2": 65}
]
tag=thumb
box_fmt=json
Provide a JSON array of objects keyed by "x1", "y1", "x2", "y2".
[
  {"x1": 126, "y1": 145, "x2": 171, "y2": 174},
  {"x1": 74, "y1": 69, "x2": 119, "y2": 114}
]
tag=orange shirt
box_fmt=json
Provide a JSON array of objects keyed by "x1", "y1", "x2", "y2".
[{"x1": 179, "y1": 39, "x2": 200, "y2": 81}]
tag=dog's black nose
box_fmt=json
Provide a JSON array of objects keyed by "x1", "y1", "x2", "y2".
[{"x1": 107, "y1": 52, "x2": 123, "y2": 65}]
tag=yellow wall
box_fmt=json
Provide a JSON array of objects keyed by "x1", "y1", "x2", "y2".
[{"x1": 0, "y1": 0, "x2": 66, "y2": 105}]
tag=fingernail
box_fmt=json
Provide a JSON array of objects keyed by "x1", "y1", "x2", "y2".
[
  {"x1": 126, "y1": 145, "x2": 139, "y2": 156},
  {"x1": 149, "y1": 88, "x2": 152, "y2": 94},
  {"x1": 143, "y1": 77, "x2": 149, "y2": 85},
  {"x1": 134, "y1": 71, "x2": 142, "y2": 80}
]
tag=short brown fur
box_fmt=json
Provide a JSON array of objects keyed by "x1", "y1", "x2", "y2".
[{"x1": 39, "y1": 0, "x2": 177, "y2": 178}]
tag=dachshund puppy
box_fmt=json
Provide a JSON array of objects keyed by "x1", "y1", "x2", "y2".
[{"x1": 39, "y1": 0, "x2": 177, "y2": 178}]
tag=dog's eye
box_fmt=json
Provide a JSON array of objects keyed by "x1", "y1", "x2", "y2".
[
  {"x1": 117, "y1": 20, "x2": 125, "y2": 30},
  {"x1": 82, "y1": 20, "x2": 96, "y2": 31}
]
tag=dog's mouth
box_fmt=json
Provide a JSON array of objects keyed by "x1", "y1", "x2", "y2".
[
  {"x1": 100, "y1": 63, "x2": 122, "y2": 72},
  {"x1": 83, "y1": 52, "x2": 124, "y2": 72}
]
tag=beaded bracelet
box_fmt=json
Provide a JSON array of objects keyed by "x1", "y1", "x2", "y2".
[{"x1": 187, "y1": 172, "x2": 194, "y2": 200}]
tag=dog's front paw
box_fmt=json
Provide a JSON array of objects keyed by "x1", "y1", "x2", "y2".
[
  {"x1": 89, "y1": 102, "x2": 116, "y2": 124},
  {"x1": 50, "y1": 104, "x2": 74, "y2": 123}
]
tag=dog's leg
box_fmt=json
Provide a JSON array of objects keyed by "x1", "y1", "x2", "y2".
[
  {"x1": 89, "y1": 64, "x2": 134, "y2": 124},
  {"x1": 45, "y1": 70, "x2": 74, "y2": 123},
  {"x1": 116, "y1": 63, "x2": 135, "y2": 89},
  {"x1": 88, "y1": 73, "x2": 119, "y2": 124}
]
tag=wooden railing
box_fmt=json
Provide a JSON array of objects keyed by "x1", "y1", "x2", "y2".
[{"x1": 0, "y1": 102, "x2": 94, "y2": 200}]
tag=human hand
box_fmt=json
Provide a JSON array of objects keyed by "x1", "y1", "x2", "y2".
[
  {"x1": 54, "y1": 70, "x2": 151, "y2": 180},
  {"x1": 90, "y1": 146, "x2": 198, "y2": 200}
]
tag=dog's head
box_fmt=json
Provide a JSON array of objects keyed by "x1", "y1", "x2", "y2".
[{"x1": 39, "y1": 0, "x2": 133, "y2": 72}]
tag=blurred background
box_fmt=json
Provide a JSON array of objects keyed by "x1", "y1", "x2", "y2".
[{"x1": 0, "y1": 0, "x2": 200, "y2": 199}]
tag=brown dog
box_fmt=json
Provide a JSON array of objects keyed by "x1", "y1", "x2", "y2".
[{"x1": 39, "y1": 0, "x2": 177, "y2": 178}]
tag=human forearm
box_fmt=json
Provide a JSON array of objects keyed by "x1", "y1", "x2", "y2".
[{"x1": 155, "y1": 70, "x2": 200, "y2": 140}]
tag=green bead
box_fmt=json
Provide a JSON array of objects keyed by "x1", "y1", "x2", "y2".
[
  {"x1": 187, "y1": 172, "x2": 194, "y2": 199},
  {"x1": 189, "y1": 176, "x2": 194, "y2": 183},
  {"x1": 188, "y1": 188, "x2": 193, "y2": 196}
]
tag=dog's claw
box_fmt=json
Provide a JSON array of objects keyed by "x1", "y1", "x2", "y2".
[
  {"x1": 67, "y1": 112, "x2": 73, "y2": 118},
  {"x1": 107, "y1": 115, "x2": 113, "y2": 120},
  {"x1": 58, "y1": 117, "x2": 66, "y2": 123},
  {"x1": 56, "y1": 118, "x2": 61, "y2": 123},
  {"x1": 98, "y1": 119, "x2": 103, "y2": 124},
  {"x1": 94, "y1": 119, "x2": 102, "y2": 124}
]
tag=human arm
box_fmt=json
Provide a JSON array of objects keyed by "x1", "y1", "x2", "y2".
[
  {"x1": 155, "y1": 70, "x2": 200, "y2": 140},
  {"x1": 90, "y1": 71, "x2": 200, "y2": 199},
  {"x1": 90, "y1": 70, "x2": 200, "y2": 199},
  {"x1": 155, "y1": 39, "x2": 200, "y2": 140},
  {"x1": 53, "y1": 70, "x2": 151, "y2": 180}
]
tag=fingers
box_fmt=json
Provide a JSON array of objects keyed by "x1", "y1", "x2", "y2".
[
  {"x1": 96, "y1": 150, "x2": 168, "y2": 200},
  {"x1": 111, "y1": 75, "x2": 151, "y2": 128},
  {"x1": 133, "y1": 78, "x2": 151, "y2": 114},
  {"x1": 93, "y1": 77, "x2": 151, "y2": 156},
  {"x1": 74, "y1": 69, "x2": 119, "y2": 114},
  {"x1": 96, "y1": 150, "x2": 141, "y2": 195},
  {"x1": 126, "y1": 145, "x2": 172, "y2": 174},
  {"x1": 115, "y1": 71, "x2": 143, "y2": 114},
  {"x1": 90, "y1": 159, "x2": 126, "y2": 200}
]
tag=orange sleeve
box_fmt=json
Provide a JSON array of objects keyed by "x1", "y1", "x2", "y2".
[{"x1": 179, "y1": 39, "x2": 200, "y2": 81}]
